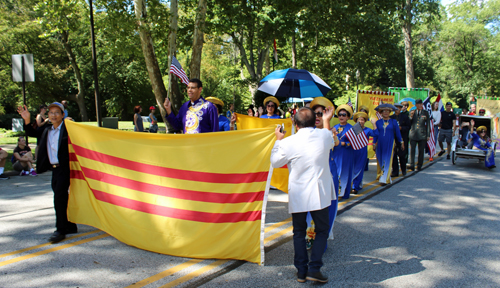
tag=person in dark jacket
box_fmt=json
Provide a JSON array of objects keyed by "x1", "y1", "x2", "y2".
[
  {"x1": 391, "y1": 103, "x2": 411, "y2": 176},
  {"x1": 18, "y1": 102, "x2": 78, "y2": 243},
  {"x1": 408, "y1": 99, "x2": 430, "y2": 171}
]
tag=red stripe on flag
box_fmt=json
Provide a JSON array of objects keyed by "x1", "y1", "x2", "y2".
[
  {"x1": 70, "y1": 145, "x2": 268, "y2": 184},
  {"x1": 70, "y1": 168, "x2": 264, "y2": 204},
  {"x1": 70, "y1": 172, "x2": 262, "y2": 224},
  {"x1": 345, "y1": 129, "x2": 368, "y2": 150}
]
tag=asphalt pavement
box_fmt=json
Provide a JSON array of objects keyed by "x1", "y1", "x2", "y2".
[{"x1": 1, "y1": 151, "x2": 499, "y2": 287}]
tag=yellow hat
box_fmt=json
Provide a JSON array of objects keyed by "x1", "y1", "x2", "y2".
[
  {"x1": 477, "y1": 126, "x2": 487, "y2": 133},
  {"x1": 205, "y1": 97, "x2": 224, "y2": 107},
  {"x1": 310, "y1": 97, "x2": 334, "y2": 110},
  {"x1": 336, "y1": 104, "x2": 353, "y2": 117},
  {"x1": 358, "y1": 105, "x2": 369, "y2": 113},
  {"x1": 353, "y1": 112, "x2": 368, "y2": 122},
  {"x1": 263, "y1": 96, "x2": 280, "y2": 107}
]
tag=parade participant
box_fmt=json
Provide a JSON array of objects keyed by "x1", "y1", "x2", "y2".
[
  {"x1": 468, "y1": 104, "x2": 476, "y2": 115},
  {"x1": 352, "y1": 112, "x2": 377, "y2": 193},
  {"x1": 206, "y1": 97, "x2": 235, "y2": 131},
  {"x1": 260, "y1": 96, "x2": 281, "y2": 119},
  {"x1": 332, "y1": 104, "x2": 354, "y2": 199},
  {"x1": 148, "y1": 106, "x2": 158, "y2": 133},
  {"x1": 390, "y1": 103, "x2": 410, "y2": 177},
  {"x1": 18, "y1": 102, "x2": 78, "y2": 243},
  {"x1": 12, "y1": 136, "x2": 37, "y2": 176},
  {"x1": 478, "y1": 108, "x2": 486, "y2": 116},
  {"x1": 431, "y1": 101, "x2": 441, "y2": 144},
  {"x1": 408, "y1": 99, "x2": 430, "y2": 171},
  {"x1": 247, "y1": 105, "x2": 255, "y2": 117},
  {"x1": 164, "y1": 78, "x2": 219, "y2": 133},
  {"x1": 305, "y1": 97, "x2": 339, "y2": 249},
  {"x1": 271, "y1": 107, "x2": 335, "y2": 283},
  {"x1": 35, "y1": 104, "x2": 49, "y2": 159},
  {"x1": 226, "y1": 103, "x2": 234, "y2": 119},
  {"x1": 0, "y1": 147, "x2": 10, "y2": 179},
  {"x1": 133, "y1": 106, "x2": 144, "y2": 132},
  {"x1": 373, "y1": 104, "x2": 403, "y2": 184},
  {"x1": 437, "y1": 102, "x2": 456, "y2": 159},
  {"x1": 61, "y1": 100, "x2": 69, "y2": 118},
  {"x1": 257, "y1": 105, "x2": 264, "y2": 118},
  {"x1": 469, "y1": 121, "x2": 496, "y2": 169},
  {"x1": 401, "y1": 101, "x2": 410, "y2": 116}
]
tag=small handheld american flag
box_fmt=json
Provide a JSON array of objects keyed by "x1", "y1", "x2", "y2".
[
  {"x1": 345, "y1": 122, "x2": 368, "y2": 150},
  {"x1": 375, "y1": 100, "x2": 383, "y2": 120},
  {"x1": 347, "y1": 97, "x2": 353, "y2": 108},
  {"x1": 170, "y1": 56, "x2": 189, "y2": 85}
]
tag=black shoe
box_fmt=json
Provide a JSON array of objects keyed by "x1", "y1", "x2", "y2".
[
  {"x1": 0, "y1": 174, "x2": 9, "y2": 180},
  {"x1": 351, "y1": 189, "x2": 358, "y2": 195},
  {"x1": 64, "y1": 227, "x2": 78, "y2": 234},
  {"x1": 297, "y1": 272, "x2": 307, "y2": 283},
  {"x1": 306, "y1": 271, "x2": 328, "y2": 283},
  {"x1": 438, "y1": 151, "x2": 446, "y2": 157},
  {"x1": 402, "y1": 171, "x2": 407, "y2": 176},
  {"x1": 49, "y1": 231, "x2": 66, "y2": 243},
  {"x1": 446, "y1": 154, "x2": 451, "y2": 159},
  {"x1": 417, "y1": 167, "x2": 422, "y2": 171},
  {"x1": 488, "y1": 165, "x2": 496, "y2": 169},
  {"x1": 391, "y1": 173, "x2": 398, "y2": 177},
  {"x1": 407, "y1": 166, "x2": 415, "y2": 171}
]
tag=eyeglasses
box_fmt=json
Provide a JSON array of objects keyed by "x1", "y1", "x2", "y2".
[
  {"x1": 48, "y1": 111, "x2": 62, "y2": 116},
  {"x1": 267, "y1": 104, "x2": 275, "y2": 108},
  {"x1": 403, "y1": 104, "x2": 409, "y2": 107},
  {"x1": 315, "y1": 112, "x2": 323, "y2": 117},
  {"x1": 480, "y1": 131, "x2": 486, "y2": 133},
  {"x1": 338, "y1": 113, "x2": 348, "y2": 117}
]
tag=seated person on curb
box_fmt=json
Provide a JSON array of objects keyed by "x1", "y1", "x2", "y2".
[
  {"x1": 0, "y1": 147, "x2": 9, "y2": 179},
  {"x1": 12, "y1": 137, "x2": 37, "y2": 176},
  {"x1": 271, "y1": 107, "x2": 335, "y2": 284}
]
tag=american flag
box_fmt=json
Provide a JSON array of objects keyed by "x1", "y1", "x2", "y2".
[
  {"x1": 347, "y1": 97, "x2": 353, "y2": 108},
  {"x1": 423, "y1": 94, "x2": 442, "y2": 157},
  {"x1": 375, "y1": 100, "x2": 383, "y2": 120},
  {"x1": 345, "y1": 122, "x2": 368, "y2": 150},
  {"x1": 170, "y1": 56, "x2": 189, "y2": 85}
]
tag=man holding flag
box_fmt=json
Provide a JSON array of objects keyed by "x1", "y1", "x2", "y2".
[{"x1": 437, "y1": 102, "x2": 457, "y2": 159}]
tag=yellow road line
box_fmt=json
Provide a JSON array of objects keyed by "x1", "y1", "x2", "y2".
[
  {"x1": 264, "y1": 226, "x2": 293, "y2": 244},
  {"x1": 125, "y1": 259, "x2": 204, "y2": 288},
  {"x1": 0, "y1": 230, "x2": 101, "y2": 259},
  {"x1": 264, "y1": 217, "x2": 292, "y2": 233},
  {"x1": 159, "y1": 259, "x2": 228, "y2": 288},
  {"x1": 0, "y1": 233, "x2": 109, "y2": 268}
]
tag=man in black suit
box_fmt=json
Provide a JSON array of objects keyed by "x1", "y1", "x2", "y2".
[
  {"x1": 391, "y1": 103, "x2": 410, "y2": 176},
  {"x1": 408, "y1": 99, "x2": 430, "y2": 171},
  {"x1": 18, "y1": 102, "x2": 77, "y2": 243}
]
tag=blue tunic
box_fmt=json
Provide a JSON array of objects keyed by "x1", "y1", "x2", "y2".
[
  {"x1": 218, "y1": 115, "x2": 231, "y2": 131},
  {"x1": 352, "y1": 127, "x2": 377, "y2": 191},
  {"x1": 373, "y1": 119, "x2": 402, "y2": 184},
  {"x1": 470, "y1": 133, "x2": 495, "y2": 168},
  {"x1": 166, "y1": 97, "x2": 219, "y2": 134},
  {"x1": 260, "y1": 114, "x2": 280, "y2": 119},
  {"x1": 333, "y1": 123, "x2": 354, "y2": 199},
  {"x1": 134, "y1": 113, "x2": 143, "y2": 132}
]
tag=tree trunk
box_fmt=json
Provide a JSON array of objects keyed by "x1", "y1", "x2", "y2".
[
  {"x1": 402, "y1": 0, "x2": 415, "y2": 88},
  {"x1": 133, "y1": 0, "x2": 170, "y2": 130},
  {"x1": 190, "y1": 0, "x2": 207, "y2": 79},
  {"x1": 265, "y1": 43, "x2": 270, "y2": 76},
  {"x1": 164, "y1": 0, "x2": 182, "y2": 133},
  {"x1": 60, "y1": 30, "x2": 88, "y2": 121},
  {"x1": 292, "y1": 33, "x2": 297, "y2": 69}
]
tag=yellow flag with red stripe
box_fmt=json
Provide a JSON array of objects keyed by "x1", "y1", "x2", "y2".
[
  {"x1": 235, "y1": 113, "x2": 292, "y2": 193},
  {"x1": 66, "y1": 121, "x2": 275, "y2": 264}
]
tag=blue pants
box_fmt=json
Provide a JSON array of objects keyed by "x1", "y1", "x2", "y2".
[{"x1": 292, "y1": 206, "x2": 330, "y2": 274}]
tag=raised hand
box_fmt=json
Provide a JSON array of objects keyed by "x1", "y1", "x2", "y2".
[
  {"x1": 163, "y1": 98, "x2": 172, "y2": 114},
  {"x1": 230, "y1": 113, "x2": 237, "y2": 124},
  {"x1": 275, "y1": 125, "x2": 286, "y2": 140},
  {"x1": 17, "y1": 105, "x2": 31, "y2": 124},
  {"x1": 322, "y1": 107, "x2": 334, "y2": 121}
]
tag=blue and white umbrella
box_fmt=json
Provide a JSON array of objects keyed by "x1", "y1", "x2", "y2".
[{"x1": 258, "y1": 68, "x2": 331, "y2": 98}]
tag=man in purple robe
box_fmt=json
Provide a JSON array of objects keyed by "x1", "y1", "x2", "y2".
[{"x1": 163, "y1": 78, "x2": 219, "y2": 134}]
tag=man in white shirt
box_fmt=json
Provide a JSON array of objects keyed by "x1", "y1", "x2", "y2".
[{"x1": 271, "y1": 107, "x2": 335, "y2": 283}]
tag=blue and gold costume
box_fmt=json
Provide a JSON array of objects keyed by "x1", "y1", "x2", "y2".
[
  {"x1": 352, "y1": 127, "x2": 377, "y2": 191},
  {"x1": 218, "y1": 115, "x2": 231, "y2": 131},
  {"x1": 470, "y1": 131, "x2": 496, "y2": 168},
  {"x1": 333, "y1": 122, "x2": 353, "y2": 198},
  {"x1": 373, "y1": 118, "x2": 402, "y2": 184}
]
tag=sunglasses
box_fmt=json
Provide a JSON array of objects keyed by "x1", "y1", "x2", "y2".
[
  {"x1": 267, "y1": 104, "x2": 275, "y2": 108},
  {"x1": 403, "y1": 104, "x2": 409, "y2": 107},
  {"x1": 338, "y1": 113, "x2": 348, "y2": 117},
  {"x1": 315, "y1": 112, "x2": 323, "y2": 117},
  {"x1": 480, "y1": 130, "x2": 486, "y2": 133}
]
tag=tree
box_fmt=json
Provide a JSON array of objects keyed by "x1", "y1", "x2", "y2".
[{"x1": 189, "y1": 0, "x2": 207, "y2": 79}]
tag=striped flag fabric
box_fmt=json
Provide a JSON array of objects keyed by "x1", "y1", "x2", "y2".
[
  {"x1": 423, "y1": 94, "x2": 442, "y2": 157},
  {"x1": 347, "y1": 97, "x2": 353, "y2": 108},
  {"x1": 170, "y1": 55, "x2": 189, "y2": 85},
  {"x1": 273, "y1": 39, "x2": 278, "y2": 64},
  {"x1": 235, "y1": 113, "x2": 294, "y2": 193},
  {"x1": 375, "y1": 100, "x2": 383, "y2": 120},
  {"x1": 345, "y1": 122, "x2": 368, "y2": 150},
  {"x1": 66, "y1": 121, "x2": 275, "y2": 264}
]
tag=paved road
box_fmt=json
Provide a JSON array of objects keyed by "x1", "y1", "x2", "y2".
[{"x1": 1, "y1": 153, "x2": 498, "y2": 287}]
